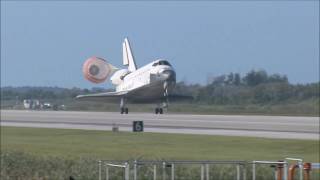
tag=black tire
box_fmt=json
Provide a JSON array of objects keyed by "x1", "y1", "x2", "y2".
[
  {"x1": 155, "y1": 108, "x2": 159, "y2": 114},
  {"x1": 159, "y1": 108, "x2": 163, "y2": 114},
  {"x1": 125, "y1": 108, "x2": 129, "y2": 114}
]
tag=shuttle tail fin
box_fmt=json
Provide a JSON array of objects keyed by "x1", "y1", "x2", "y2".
[{"x1": 122, "y1": 38, "x2": 137, "y2": 71}]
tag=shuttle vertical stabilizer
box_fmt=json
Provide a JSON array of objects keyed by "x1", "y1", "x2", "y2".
[{"x1": 122, "y1": 38, "x2": 137, "y2": 72}]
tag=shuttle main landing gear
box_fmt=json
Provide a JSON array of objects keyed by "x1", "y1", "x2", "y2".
[
  {"x1": 120, "y1": 98, "x2": 128, "y2": 114},
  {"x1": 155, "y1": 108, "x2": 163, "y2": 114},
  {"x1": 155, "y1": 102, "x2": 166, "y2": 114},
  {"x1": 120, "y1": 107, "x2": 129, "y2": 114}
]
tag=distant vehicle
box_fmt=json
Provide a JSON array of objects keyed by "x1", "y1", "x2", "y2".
[
  {"x1": 52, "y1": 104, "x2": 58, "y2": 111},
  {"x1": 42, "y1": 103, "x2": 52, "y2": 109},
  {"x1": 77, "y1": 38, "x2": 189, "y2": 114},
  {"x1": 60, "y1": 104, "x2": 66, "y2": 110},
  {"x1": 23, "y1": 99, "x2": 41, "y2": 109},
  {"x1": 23, "y1": 99, "x2": 32, "y2": 109}
]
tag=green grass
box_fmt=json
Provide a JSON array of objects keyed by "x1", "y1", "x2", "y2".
[
  {"x1": 1, "y1": 127, "x2": 319, "y2": 179},
  {"x1": 1, "y1": 127, "x2": 319, "y2": 161}
]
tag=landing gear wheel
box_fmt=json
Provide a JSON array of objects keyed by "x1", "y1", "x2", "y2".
[
  {"x1": 125, "y1": 108, "x2": 129, "y2": 114},
  {"x1": 155, "y1": 108, "x2": 163, "y2": 114}
]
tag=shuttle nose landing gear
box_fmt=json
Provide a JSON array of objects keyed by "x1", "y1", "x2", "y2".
[
  {"x1": 120, "y1": 98, "x2": 129, "y2": 114},
  {"x1": 155, "y1": 81, "x2": 171, "y2": 115}
]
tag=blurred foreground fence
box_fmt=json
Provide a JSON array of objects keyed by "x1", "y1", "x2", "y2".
[
  {"x1": 98, "y1": 159, "x2": 320, "y2": 180},
  {"x1": 1, "y1": 152, "x2": 319, "y2": 180}
]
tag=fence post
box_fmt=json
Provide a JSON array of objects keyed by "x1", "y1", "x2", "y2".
[
  {"x1": 285, "y1": 158, "x2": 304, "y2": 180},
  {"x1": 134, "y1": 160, "x2": 137, "y2": 180},
  {"x1": 206, "y1": 164, "x2": 209, "y2": 180},
  {"x1": 242, "y1": 164, "x2": 246, "y2": 180},
  {"x1": 288, "y1": 165, "x2": 298, "y2": 180},
  {"x1": 99, "y1": 160, "x2": 102, "y2": 180},
  {"x1": 252, "y1": 162, "x2": 256, "y2": 180},
  {"x1": 153, "y1": 164, "x2": 157, "y2": 180},
  {"x1": 236, "y1": 164, "x2": 240, "y2": 180},
  {"x1": 162, "y1": 162, "x2": 166, "y2": 180},
  {"x1": 276, "y1": 162, "x2": 284, "y2": 180},
  {"x1": 303, "y1": 163, "x2": 311, "y2": 180},
  {"x1": 283, "y1": 162, "x2": 288, "y2": 180},
  {"x1": 274, "y1": 166, "x2": 277, "y2": 180},
  {"x1": 125, "y1": 162, "x2": 130, "y2": 180},
  {"x1": 298, "y1": 161, "x2": 303, "y2": 180},
  {"x1": 201, "y1": 164, "x2": 204, "y2": 180},
  {"x1": 171, "y1": 164, "x2": 175, "y2": 180},
  {"x1": 105, "y1": 164, "x2": 109, "y2": 180}
]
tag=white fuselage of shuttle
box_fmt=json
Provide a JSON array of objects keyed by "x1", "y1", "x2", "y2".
[{"x1": 111, "y1": 59, "x2": 175, "y2": 93}]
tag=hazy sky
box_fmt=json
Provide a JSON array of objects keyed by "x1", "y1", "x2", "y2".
[{"x1": 1, "y1": 1, "x2": 319, "y2": 88}]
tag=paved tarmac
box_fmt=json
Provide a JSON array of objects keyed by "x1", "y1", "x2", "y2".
[{"x1": 1, "y1": 110, "x2": 319, "y2": 140}]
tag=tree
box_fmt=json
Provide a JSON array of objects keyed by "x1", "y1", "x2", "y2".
[
  {"x1": 268, "y1": 74, "x2": 288, "y2": 83},
  {"x1": 211, "y1": 75, "x2": 226, "y2": 86},
  {"x1": 226, "y1": 73, "x2": 234, "y2": 85},
  {"x1": 234, "y1": 73, "x2": 241, "y2": 86},
  {"x1": 243, "y1": 70, "x2": 268, "y2": 86}
]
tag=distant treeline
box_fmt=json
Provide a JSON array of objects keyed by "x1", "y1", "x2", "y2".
[
  {"x1": 173, "y1": 70, "x2": 319, "y2": 105},
  {"x1": 1, "y1": 70, "x2": 319, "y2": 105}
]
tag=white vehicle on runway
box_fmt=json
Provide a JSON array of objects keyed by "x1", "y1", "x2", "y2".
[{"x1": 77, "y1": 38, "x2": 188, "y2": 114}]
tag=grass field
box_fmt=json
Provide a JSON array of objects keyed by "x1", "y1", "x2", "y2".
[
  {"x1": 1, "y1": 126, "x2": 319, "y2": 161},
  {"x1": 1, "y1": 126, "x2": 319, "y2": 179}
]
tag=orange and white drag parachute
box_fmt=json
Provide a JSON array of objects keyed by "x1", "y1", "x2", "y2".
[{"x1": 82, "y1": 57, "x2": 118, "y2": 84}]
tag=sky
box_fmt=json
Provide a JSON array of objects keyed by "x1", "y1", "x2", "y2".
[{"x1": 1, "y1": 1, "x2": 319, "y2": 88}]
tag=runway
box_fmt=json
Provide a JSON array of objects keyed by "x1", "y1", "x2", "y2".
[{"x1": 1, "y1": 110, "x2": 319, "y2": 140}]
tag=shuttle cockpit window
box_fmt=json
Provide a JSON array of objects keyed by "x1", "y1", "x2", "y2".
[
  {"x1": 152, "y1": 60, "x2": 171, "y2": 66},
  {"x1": 154, "y1": 61, "x2": 171, "y2": 66},
  {"x1": 159, "y1": 61, "x2": 171, "y2": 66}
]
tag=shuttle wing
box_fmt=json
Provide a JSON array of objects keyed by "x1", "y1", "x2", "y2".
[
  {"x1": 76, "y1": 91, "x2": 128, "y2": 102},
  {"x1": 76, "y1": 90, "x2": 193, "y2": 103}
]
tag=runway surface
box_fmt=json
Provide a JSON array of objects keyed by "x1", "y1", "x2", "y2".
[{"x1": 1, "y1": 110, "x2": 319, "y2": 140}]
